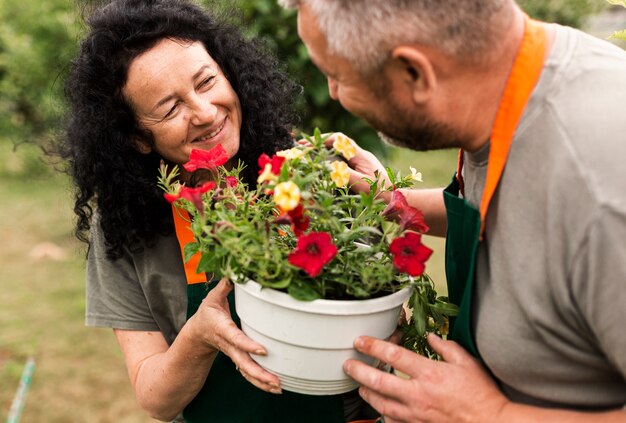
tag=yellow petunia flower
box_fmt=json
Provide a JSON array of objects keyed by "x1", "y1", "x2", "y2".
[
  {"x1": 276, "y1": 147, "x2": 306, "y2": 160},
  {"x1": 332, "y1": 134, "x2": 356, "y2": 161},
  {"x1": 257, "y1": 163, "x2": 277, "y2": 184},
  {"x1": 330, "y1": 161, "x2": 351, "y2": 188},
  {"x1": 274, "y1": 181, "x2": 301, "y2": 211}
]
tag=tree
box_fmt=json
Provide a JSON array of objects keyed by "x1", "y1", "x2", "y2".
[
  {"x1": 0, "y1": 0, "x2": 80, "y2": 146},
  {"x1": 518, "y1": 0, "x2": 605, "y2": 28}
]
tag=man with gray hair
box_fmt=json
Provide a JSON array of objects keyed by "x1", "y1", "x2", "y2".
[{"x1": 279, "y1": 0, "x2": 626, "y2": 421}]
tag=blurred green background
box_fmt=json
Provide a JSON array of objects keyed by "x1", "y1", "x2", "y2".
[{"x1": 0, "y1": 0, "x2": 620, "y2": 421}]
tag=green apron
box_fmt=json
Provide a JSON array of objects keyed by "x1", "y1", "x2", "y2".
[
  {"x1": 443, "y1": 177, "x2": 481, "y2": 356},
  {"x1": 171, "y1": 207, "x2": 351, "y2": 423},
  {"x1": 444, "y1": 17, "x2": 548, "y2": 356},
  {"x1": 183, "y1": 281, "x2": 345, "y2": 423}
]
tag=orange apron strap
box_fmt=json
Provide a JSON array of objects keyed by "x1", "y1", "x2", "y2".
[
  {"x1": 478, "y1": 17, "x2": 547, "y2": 239},
  {"x1": 172, "y1": 205, "x2": 208, "y2": 285},
  {"x1": 456, "y1": 149, "x2": 465, "y2": 197}
]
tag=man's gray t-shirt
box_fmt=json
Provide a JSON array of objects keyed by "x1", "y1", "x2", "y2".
[{"x1": 463, "y1": 25, "x2": 626, "y2": 409}]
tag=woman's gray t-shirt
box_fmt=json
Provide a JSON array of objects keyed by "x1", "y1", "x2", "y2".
[{"x1": 86, "y1": 219, "x2": 187, "y2": 346}]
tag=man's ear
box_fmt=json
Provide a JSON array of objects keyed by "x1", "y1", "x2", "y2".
[{"x1": 389, "y1": 46, "x2": 437, "y2": 105}]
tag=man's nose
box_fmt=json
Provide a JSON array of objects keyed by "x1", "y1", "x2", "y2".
[{"x1": 327, "y1": 77, "x2": 339, "y2": 100}]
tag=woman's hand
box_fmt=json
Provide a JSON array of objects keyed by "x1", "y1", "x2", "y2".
[
  {"x1": 190, "y1": 278, "x2": 282, "y2": 394},
  {"x1": 116, "y1": 278, "x2": 281, "y2": 421}
]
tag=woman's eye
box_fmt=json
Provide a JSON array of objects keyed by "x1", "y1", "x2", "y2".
[
  {"x1": 163, "y1": 103, "x2": 179, "y2": 119},
  {"x1": 198, "y1": 76, "x2": 215, "y2": 89}
]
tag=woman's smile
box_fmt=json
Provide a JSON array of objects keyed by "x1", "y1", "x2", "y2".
[{"x1": 191, "y1": 116, "x2": 227, "y2": 145}]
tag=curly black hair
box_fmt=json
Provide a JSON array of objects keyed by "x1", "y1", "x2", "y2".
[{"x1": 58, "y1": 0, "x2": 301, "y2": 259}]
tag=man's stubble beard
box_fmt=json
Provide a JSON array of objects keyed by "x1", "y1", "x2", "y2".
[
  {"x1": 373, "y1": 104, "x2": 468, "y2": 152},
  {"x1": 367, "y1": 80, "x2": 469, "y2": 152}
]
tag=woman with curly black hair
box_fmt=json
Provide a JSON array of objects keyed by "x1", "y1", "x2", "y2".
[{"x1": 57, "y1": 0, "x2": 375, "y2": 422}]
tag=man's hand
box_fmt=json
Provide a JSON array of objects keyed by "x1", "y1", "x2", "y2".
[{"x1": 343, "y1": 334, "x2": 507, "y2": 423}]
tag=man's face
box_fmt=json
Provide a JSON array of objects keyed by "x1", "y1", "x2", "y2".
[{"x1": 297, "y1": 5, "x2": 465, "y2": 151}]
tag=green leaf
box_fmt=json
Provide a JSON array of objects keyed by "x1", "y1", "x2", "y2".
[
  {"x1": 607, "y1": 0, "x2": 626, "y2": 7},
  {"x1": 385, "y1": 167, "x2": 397, "y2": 186},
  {"x1": 360, "y1": 192, "x2": 374, "y2": 207},
  {"x1": 287, "y1": 281, "x2": 321, "y2": 301},
  {"x1": 411, "y1": 293, "x2": 427, "y2": 336},
  {"x1": 196, "y1": 253, "x2": 218, "y2": 273},
  {"x1": 183, "y1": 242, "x2": 201, "y2": 262},
  {"x1": 609, "y1": 29, "x2": 626, "y2": 40},
  {"x1": 313, "y1": 127, "x2": 323, "y2": 144},
  {"x1": 257, "y1": 274, "x2": 292, "y2": 289},
  {"x1": 342, "y1": 225, "x2": 384, "y2": 238},
  {"x1": 414, "y1": 305, "x2": 426, "y2": 336},
  {"x1": 429, "y1": 301, "x2": 460, "y2": 317}
]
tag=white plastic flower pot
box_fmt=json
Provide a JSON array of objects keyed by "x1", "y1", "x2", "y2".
[{"x1": 234, "y1": 280, "x2": 412, "y2": 395}]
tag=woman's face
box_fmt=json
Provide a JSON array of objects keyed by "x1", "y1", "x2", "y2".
[{"x1": 123, "y1": 38, "x2": 242, "y2": 166}]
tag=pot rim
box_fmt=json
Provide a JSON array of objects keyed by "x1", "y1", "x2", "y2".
[{"x1": 234, "y1": 279, "x2": 412, "y2": 315}]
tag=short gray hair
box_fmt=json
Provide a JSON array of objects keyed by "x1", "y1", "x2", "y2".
[{"x1": 279, "y1": 0, "x2": 513, "y2": 72}]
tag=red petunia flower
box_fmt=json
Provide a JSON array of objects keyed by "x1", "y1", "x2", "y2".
[
  {"x1": 382, "y1": 190, "x2": 429, "y2": 234},
  {"x1": 258, "y1": 153, "x2": 286, "y2": 176},
  {"x1": 288, "y1": 232, "x2": 337, "y2": 277},
  {"x1": 390, "y1": 232, "x2": 433, "y2": 277},
  {"x1": 164, "y1": 181, "x2": 216, "y2": 212},
  {"x1": 183, "y1": 145, "x2": 229, "y2": 172},
  {"x1": 225, "y1": 176, "x2": 239, "y2": 188},
  {"x1": 274, "y1": 204, "x2": 310, "y2": 236}
]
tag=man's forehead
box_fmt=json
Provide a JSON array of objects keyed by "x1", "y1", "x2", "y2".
[{"x1": 297, "y1": 4, "x2": 339, "y2": 76}]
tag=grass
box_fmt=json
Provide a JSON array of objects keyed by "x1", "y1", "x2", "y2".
[
  {"x1": 0, "y1": 143, "x2": 154, "y2": 422},
  {"x1": 0, "y1": 141, "x2": 456, "y2": 422}
]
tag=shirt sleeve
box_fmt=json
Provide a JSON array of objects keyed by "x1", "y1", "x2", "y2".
[
  {"x1": 85, "y1": 220, "x2": 160, "y2": 332},
  {"x1": 571, "y1": 203, "x2": 626, "y2": 385}
]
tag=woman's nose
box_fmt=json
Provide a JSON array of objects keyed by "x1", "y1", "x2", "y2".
[{"x1": 190, "y1": 95, "x2": 218, "y2": 126}]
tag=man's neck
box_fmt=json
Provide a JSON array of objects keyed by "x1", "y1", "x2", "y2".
[{"x1": 455, "y1": 7, "x2": 553, "y2": 153}]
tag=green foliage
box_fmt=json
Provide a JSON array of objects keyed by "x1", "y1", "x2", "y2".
[
  {"x1": 159, "y1": 131, "x2": 419, "y2": 300},
  {"x1": 610, "y1": 29, "x2": 626, "y2": 40},
  {"x1": 0, "y1": 0, "x2": 80, "y2": 147},
  {"x1": 0, "y1": 0, "x2": 82, "y2": 177},
  {"x1": 202, "y1": 0, "x2": 387, "y2": 157},
  {"x1": 518, "y1": 0, "x2": 605, "y2": 28},
  {"x1": 402, "y1": 273, "x2": 458, "y2": 359},
  {"x1": 607, "y1": 0, "x2": 626, "y2": 40},
  {"x1": 159, "y1": 131, "x2": 455, "y2": 356}
]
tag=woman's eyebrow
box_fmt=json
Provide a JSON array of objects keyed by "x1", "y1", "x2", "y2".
[
  {"x1": 149, "y1": 65, "x2": 214, "y2": 113},
  {"x1": 193, "y1": 64, "x2": 213, "y2": 80}
]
